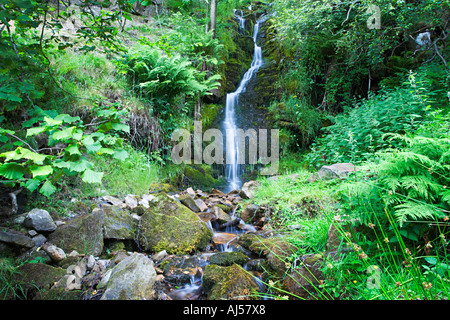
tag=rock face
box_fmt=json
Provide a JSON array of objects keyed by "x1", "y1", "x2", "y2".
[
  {"x1": 23, "y1": 209, "x2": 57, "y2": 232},
  {"x1": 48, "y1": 209, "x2": 104, "y2": 256},
  {"x1": 101, "y1": 253, "x2": 156, "y2": 300},
  {"x1": 138, "y1": 194, "x2": 213, "y2": 254}
]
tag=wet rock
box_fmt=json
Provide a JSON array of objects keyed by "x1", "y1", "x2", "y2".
[
  {"x1": 101, "y1": 253, "x2": 156, "y2": 300},
  {"x1": 213, "y1": 206, "x2": 231, "y2": 224},
  {"x1": 48, "y1": 208, "x2": 104, "y2": 256},
  {"x1": 240, "y1": 204, "x2": 260, "y2": 223},
  {"x1": 212, "y1": 232, "x2": 237, "y2": 248},
  {"x1": 23, "y1": 208, "x2": 57, "y2": 232},
  {"x1": 138, "y1": 194, "x2": 213, "y2": 254},
  {"x1": 202, "y1": 264, "x2": 260, "y2": 300},
  {"x1": 194, "y1": 199, "x2": 208, "y2": 212},
  {"x1": 124, "y1": 195, "x2": 138, "y2": 209},
  {"x1": 0, "y1": 229, "x2": 35, "y2": 248},
  {"x1": 209, "y1": 252, "x2": 249, "y2": 266}
]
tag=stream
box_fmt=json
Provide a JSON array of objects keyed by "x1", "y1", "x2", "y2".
[{"x1": 167, "y1": 9, "x2": 268, "y2": 300}]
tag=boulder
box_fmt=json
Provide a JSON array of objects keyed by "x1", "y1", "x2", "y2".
[
  {"x1": 209, "y1": 252, "x2": 249, "y2": 267},
  {"x1": 179, "y1": 194, "x2": 200, "y2": 212},
  {"x1": 138, "y1": 194, "x2": 213, "y2": 254},
  {"x1": 213, "y1": 206, "x2": 231, "y2": 224},
  {"x1": 48, "y1": 208, "x2": 104, "y2": 256},
  {"x1": 102, "y1": 205, "x2": 138, "y2": 240},
  {"x1": 202, "y1": 264, "x2": 260, "y2": 300},
  {"x1": 23, "y1": 209, "x2": 57, "y2": 232},
  {"x1": 0, "y1": 229, "x2": 35, "y2": 248},
  {"x1": 239, "y1": 181, "x2": 260, "y2": 199},
  {"x1": 308, "y1": 163, "x2": 358, "y2": 182},
  {"x1": 100, "y1": 253, "x2": 156, "y2": 300},
  {"x1": 194, "y1": 199, "x2": 208, "y2": 212},
  {"x1": 124, "y1": 195, "x2": 138, "y2": 209}
]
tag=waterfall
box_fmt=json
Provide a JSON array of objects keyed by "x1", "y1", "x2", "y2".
[{"x1": 223, "y1": 12, "x2": 265, "y2": 193}]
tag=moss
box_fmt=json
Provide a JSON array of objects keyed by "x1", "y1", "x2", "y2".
[
  {"x1": 209, "y1": 252, "x2": 249, "y2": 267},
  {"x1": 183, "y1": 165, "x2": 218, "y2": 190},
  {"x1": 138, "y1": 194, "x2": 213, "y2": 254},
  {"x1": 202, "y1": 264, "x2": 260, "y2": 300}
]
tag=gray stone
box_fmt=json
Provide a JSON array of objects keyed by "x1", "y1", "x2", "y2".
[
  {"x1": 0, "y1": 229, "x2": 35, "y2": 248},
  {"x1": 43, "y1": 244, "x2": 66, "y2": 262},
  {"x1": 308, "y1": 163, "x2": 358, "y2": 182},
  {"x1": 100, "y1": 253, "x2": 156, "y2": 300},
  {"x1": 23, "y1": 209, "x2": 57, "y2": 232},
  {"x1": 239, "y1": 181, "x2": 260, "y2": 199},
  {"x1": 124, "y1": 195, "x2": 138, "y2": 209},
  {"x1": 102, "y1": 206, "x2": 138, "y2": 240},
  {"x1": 32, "y1": 234, "x2": 47, "y2": 247}
]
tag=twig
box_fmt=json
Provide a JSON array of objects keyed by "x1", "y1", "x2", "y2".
[{"x1": 6, "y1": 132, "x2": 38, "y2": 153}]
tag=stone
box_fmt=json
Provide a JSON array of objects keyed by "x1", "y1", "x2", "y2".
[
  {"x1": 194, "y1": 199, "x2": 208, "y2": 212},
  {"x1": 102, "y1": 205, "x2": 138, "y2": 240},
  {"x1": 179, "y1": 194, "x2": 200, "y2": 212},
  {"x1": 138, "y1": 194, "x2": 213, "y2": 254},
  {"x1": 239, "y1": 181, "x2": 260, "y2": 199},
  {"x1": 209, "y1": 252, "x2": 249, "y2": 267},
  {"x1": 212, "y1": 232, "x2": 237, "y2": 247},
  {"x1": 42, "y1": 244, "x2": 66, "y2": 262},
  {"x1": 283, "y1": 253, "x2": 326, "y2": 299},
  {"x1": 48, "y1": 208, "x2": 104, "y2": 256},
  {"x1": 186, "y1": 187, "x2": 196, "y2": 197},
  {"x1": 103, "y1": 196, "x2": 125, "y2": 208},
  {"x1": 202, "y1": 264, "x2": 260, "y2": 300},
  {"x1": 23, "y1": 208, "x2": 57, "y2": 232},
  {"x1": 0, "y1": 229, "x2": 35, "y2": 248},
  {"x1": 153, "y1": 250, "x2": 168, "y2": 261},
  {"x1": 32, "y1": 234, "x2": 47, "y2": 247},
  {"x1": 124, "y1": 195, "x2": 138, "y2": 209},
  {"x1": 213, "y1": 206, "x2": 231, "y2": 224},
  {"x1": 240, "y1": 204, "x2": 260, "y2": 224},
  {"x1": 308, "y1": 163, "x2": 358, "y2": 182},
  {"x1": 87, "y1": 255, "x2": 96, "y2": 270},
  {"x1": 100, "y1": 253, "x2": 156, "y2": 300}
]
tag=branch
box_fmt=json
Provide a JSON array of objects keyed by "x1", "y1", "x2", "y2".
[{"x1": 6, "y1": 132, "x2": 38, "y2": 153}]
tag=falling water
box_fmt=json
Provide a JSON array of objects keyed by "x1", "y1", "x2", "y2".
[{"x1": 223, "y1": 13, "x2": 265, "y2": 193}]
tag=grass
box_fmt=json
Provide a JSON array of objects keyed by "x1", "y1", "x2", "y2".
[{"x1": 241, "y1": 154, "x2": 450, "y2": 300}]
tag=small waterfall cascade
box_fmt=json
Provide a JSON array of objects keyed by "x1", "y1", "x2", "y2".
[{"x1": 223, "y1": 12, "x2": 266, "y2": 193}]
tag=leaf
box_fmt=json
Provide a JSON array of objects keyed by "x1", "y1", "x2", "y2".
[
  {"x1": 66, "y1": 144, "x2": 81, "y2": 155},
  {"x1": 113, "y1": 149, "x2": 129, "y2": 161},
  {"x1": 23, "y1": 178, "x2": 42, "y2": 192},
  {"x1": 97, "y1": 147, "x2": 115, "y2": 155},
  {"x1": 51, "y1": 126, "x2": 75, "y2": 141},
  {"x1": 40, "y1": 180, "x2": 57, "y2": 197},
  {"x1": 81, "y1": 169, "x2": 104, "y2": 184},
  {"x1": 26, "y1": 126, "x2": 47, "y2": 137},
  {"x1": 111, "y1": 122, "x2": 130, "y2": 133},
  {"x1": 69, "y1": 159, "x2": 93, "y2": 172},
  {"x1": 0, "y1": 163, "x2": 26, "y2": 180},
  {"x1": 30, "y1": 165, "x2": 53, "y2": 178},
  {"x1": 20, "y1": 148, "x2": 47, "y2": 165}
]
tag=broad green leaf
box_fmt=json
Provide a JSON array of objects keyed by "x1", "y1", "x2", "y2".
[
  {"x1": 97, "y1": 147, "x2": 115, "y2": 155},
  {"x1": 66, "y1": 144, "x2": 81, "y2": 155},
  {"x1": 23, "y1": 178, "x2": 42, "y2": 192},
  {"x1": 20, "y1": 148, "x2": 47, "y2": 165},
  {"x1": 40, "y1": 180, "x2": 57, "y2": 197},
  {"x1": 70, "y1": 159, "x2": 92, "y2": 172},
  {"x1": 51, "y1": 126, "x2": 75, "y2": 141},
  {"x1": 26, "y1": 126, "x2": 47, "y2": 137},
  {"x1": 81, "y1": 169, "x2": 104, "y2": 184},
  {"x1": 113, "y1": 149, "x2": 129, "y2": 161},
  {"x1": 30, "y1": 165, "x2": 53, "y2": 177},
  {"x1": 53, "y1": 160, "x2": 71, "y2": 169},
  {"x1": 44, "y1": 116, "x2": 63, "y2": 126},
  {"x1": 0, "y1": 163, "x2": 26, "y2": 180},
  {"x1": 54, "y1": 114, "x2": 81, "y2": 124},
  {"x1": 111, "y1": 122, "x2": 130, "y2": 133}
]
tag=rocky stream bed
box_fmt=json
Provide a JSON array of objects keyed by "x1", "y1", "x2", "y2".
[{"x1": 0, "y1": 163, "x2": 358, "y2": 300}]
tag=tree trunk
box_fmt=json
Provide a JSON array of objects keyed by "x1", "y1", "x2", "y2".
[{"x1": 210, "y1": 0, "x2": 217, "y2": 39}]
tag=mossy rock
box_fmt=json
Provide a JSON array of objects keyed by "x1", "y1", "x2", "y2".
[
  {"x1": 137, "y1": 194, "x2": 213, "y2": 254},
  {"x1": 209, "y1": 251, "x2": 249, "y2": 267},
  {"x1": 202, "y1": 264, "x2": 260, "y2": 300},
  {"x1": 183, "y1": 165, "x2": 218, "y2": 190},
  {"x1": 48, "y1": 209, "x2": 104, "y2": 256},
  {"x1": 5, "y1": 263, "x2": 67, "y2": 300}
]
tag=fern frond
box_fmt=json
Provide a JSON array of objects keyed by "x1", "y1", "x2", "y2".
[{"x1": 394, "y1": 201, "x2": 442, "y2": 226}]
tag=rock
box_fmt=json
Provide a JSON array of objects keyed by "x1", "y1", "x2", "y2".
[
  {"x1": 124, "y1": 195, "x2": 138, "y2": 209},
  {"x1": 159, "y1": 255, "x2": 203, "y2": 285},
  {"x1": 7, "y1": 263, "x2": 66, "y2": 300},
  {"x1": 100, "y1": 253, "x2": 156, "y2": 300},
  {"x1": 138, "y1": 194, "x2": 213, "y2": 254},
  {"x1": 179, "y1": 194, "x2": 200, "y2": 212},
  {"x1": 209, "y1": 252, "x2": 249, "y2": 266},
  {"x1": 102, "y1": 205, "x2": 138, "y2": 240},
  {"x1": 213, "y1": 206, "x2": 232, "y2": 224},
  {"x1": 202, "y1": 264, "x2": 260, "y2": 300},
  {"x1": 102, "y1": 196, "x2": 126, "y2": 208},
  {"x1": 283, "y1": 253, "x2": 326, "y2": 299},
  {"x1": 239, "y1": 181, "x2": 260, "y2": 199},
  {"x1": 32, "y1": 234, "x2": 47, "y2": 247},
  {"x1": 0, "y1": 229, "x2": 35, "y2": 248},
  {"x1": 212, "y1": 232, "x2": 237, "y2": 247},
  {"x1": 42, "y1": 244, "x2": 66, "y2": 262},
  {"x1": 240, "y1": 204, "x2": 261, "y2": 224},
  {"x1": 48, "y1": 208, "x2": 104, "y2": 256},
  {"x1": 153, "y1": 250, "x2": 168, "y2": 261},
  {"x1": 87, "y1": 255, "x2": 96, "y2": 270},
  {"x1": 194, "y1": 199, "x2": 208, "y2": 212},
  {"x1": 23, "y1": 208, "x2": 57, "y2": 232},
  {"x1": 186, "y1": 187, "x2": 196, "y2": 197},
  {"x1": 308, "y1": 163, "x2": 358, "y2": 182},
  {"x1": 139, "y1": 194, "x2": 156, "y2": 208}
]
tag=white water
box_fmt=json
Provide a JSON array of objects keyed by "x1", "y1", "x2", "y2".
[{"x1": 223, "y1": 13, "x2": 265, "y2": 193}]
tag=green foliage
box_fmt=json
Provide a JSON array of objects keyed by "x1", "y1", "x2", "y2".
[
  {"x1": 0, "y1": 105, "x2": 129, "y2": 197},
  {"x1": 306, "y1": 72, "x2": 437, "y2": 167},
  {"x1": 268, "y1": 95, "x2": 322, "y2": 150}
]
